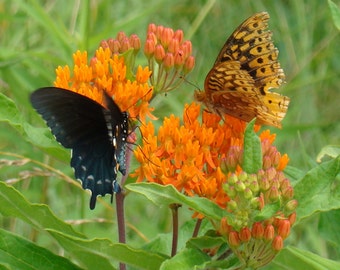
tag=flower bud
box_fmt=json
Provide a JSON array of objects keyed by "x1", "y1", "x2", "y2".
[
  {"x1": 244, "y1": 187, "x2": 253, "y2": 199},
  {"x1": 288, "y1": 212, "x2": 297, "y2": 225},
  {"x1": 278, "y1": 219, "x2": 291, "y2": 239},
  {"x1": 154, "y1": 44, "x2": 165, "y2": 63},
  {"x1": 227, "y1": 200, "x2": 238, "y2": 211},
  {"x1": 272, "y1": 235, "x2": 283, "y2": 251},
  {"x1": 251, "y1": 222, "x2": 264, "y2": 239},
  {"x1": 183, "y1": 55, "x2": 195, "y2": 74},
  {"x1": 228, "y1": 231, "x2": 240, "y2": 247},
  {"x1": 285, "y1": 199, "x2": 298, "y2": 212},
  {"x1": 174, "y1": 29, "x2": 183, "y2": 43},
  {"x1": 264, "y1": 224, "x2": 275, "y2": 241},
  {"x1": 239, "y1": 227, "x2": 251, "y2": 242},
  {"x1": 144, "y1": 39, "x2": 155, "y2": 58},
  {"x1": 163, "y1": 53, "x2": 174, "y2": 70}
]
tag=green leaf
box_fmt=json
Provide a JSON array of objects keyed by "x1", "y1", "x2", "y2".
[
  {"x1": 268, "y1": 246, "x2": 340, "y2": 270},
  {"x1": 328, "y1": 0, "x2": 340, "y2": 30},
  {"x1": 126, "y1": 183, "x2": 226, "y2": 220},
  {"x1": 294, "y1": 156, "x2": 340, "y2": 222},
  {"x1": 0, "y1": 92, "x2": 69, "y2": 161},
  {"x1": 316, "y1": 145, "x2": 340, "y2": 162},
  {"x1": 0, "y1": 229, "x2": 82, "y2": 270},
  {"x1": 160, "y1": 248, "x2": 211, "y2": 270},
  {"x1": 242, "y1": 119, "x2": 262, "y2": 173},
  {"x1": 187, "y1": 234, "x2": 225, "y2": 250},
  {"x1": 0, "y1": 181, "x2": 83, "y2": 238},
  {"x1": 48, "y1": 229, "x2": 167, "y2": 270},
  {"x1": 0, "y1": 92, "x2": 25, "y2": 132}
]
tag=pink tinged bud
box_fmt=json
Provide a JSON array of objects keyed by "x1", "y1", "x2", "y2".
[
  {"x1": 220, "y1": 217, "x2": 232, "y2": 236},
  {"x1": 258, "y1": 193, "x2": 265, "y2": 209},
  {"x1": 278, "y1": 219, "x2": 291, "y2": 239},
  {"x1": 280, "y1": 178, "x2": 290, "y2": 191},
  {"x1": 225, "y1": 184, "x2": 236, "y2": 198},
  {"x1": 90, "y1": 57, "x2": 97, "y2": 68},
  {"x1": 264, "y1": 224, "x2": 275, "y2": 241},
  {"x1": 261, "y1": 138, "x2": 271, "y2": 153},
  {"x1": 228, "y1": 231, "x2": 240, "y2": 247},
  {"x1": 116, "y1": 31, "x2": 127, "y2": 43},
  {"x1": 154, "y1": 44, "x2": 166, "y2": 63},
  {"x1": 268, "y1": 186, "x2": 280, "y2": 202},
  {"x1": 181, "y1": 40, "x2": 192, "y2": 58},
  {"x1": 235, "y1": 180, "x2": 246, "y2": 192},
  {"x1": 285, "y1": 199, "x2": 298, "y2": 212},
  {"x1": 147, "y1": 32, "x2": 158, "y2": 45},
  {"x1": 250, "y1": 180, "x2": 259, "y2": 193},
  {"x1": 156, "y1": 25, "x2": 164, "y2": 40},
  {"x1": 108, "y1": 38, "x2": 120, "y2": 54},
  {"x1": 224, "y1": 153, "x2": 238, "y2": 171},
  {"x1": 250, "y1": 197, "x2": 261, "y2": 209},
  {"x1": 163, "y1": 53, "x2": 174, "y2": 70},
  {"x1": 288, "y1": 212, "x2": 297, "y2": 226},
  {"x1": 168, "y1": 38, "x2": 180, "y2": 54},
  {"x1": 144, "y1": 39, "x2": 156, "y2": 58},
  {"x1": 129, "y1": 34, "x2": 141, "y2": 51},
  {"x1": 100, "y1": 40, "x2": 109, "y2": 49},
  {"x1": 147, "y1": 23, "x2": 157, "y2": 34},
  {"x1": 257, "y1": 169, "x2": 265, "y2": 179},
  {"x1": 161, "y1": 27, "x2": 174, "y2": 47},
  {"x1": 272, "y1": 151, "x2": 281, "y2": 167},
  {"x1": 239, "y1": 227, "x2": 251, "y2": 242},
  {"x1": 259, "y1": 177, "x2": 270, "y2": 191},
  {"x1": 282, "y1": 186, "x2": 294, "y2": 200},
  {"x1": 272, "y1": 235, "x2": 283, "y2": 251},
  {"x1": 238, "y1": 171, "x2": 248, "y2": 182},
  {"x1": 174, "y1": 50, "x2": 185, "y2": 68},
  {"x1": 120, "y1": 37, "x2": 131, "y2": 53},
  {"x1": 174, "y1": 29, "x2": 184, "y2": 44},
  {"x1": 263, "y1": 156, "x2": 272, "y2": 169},
  {"x1": 228, "y1": 173, "x2": 238, "y2": 185},
  {"x1": 251, "y1": 222, "x2": 264, "y2": 239},
  {"x1": 244, "y1": 187, "x2": 253, "y2": 199},
  {"x1": 227, "y1": 200, "x2": 238, "y2": 211},
  {"x1": 266, "y1": 167, "x2": 277, "y2": 181}
]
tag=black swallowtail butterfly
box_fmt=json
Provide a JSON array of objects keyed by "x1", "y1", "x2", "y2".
[{"x1": 30, "y1": 87, "x2": 128, "y2": 209}]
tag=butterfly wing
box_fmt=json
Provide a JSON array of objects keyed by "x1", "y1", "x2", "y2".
[
  {"x1": 204, "y1": 61, "x2": 288, "y2": 128},
  {"x1": 196, "y1": 12, "x2": 289, "y2": 128},
  {"x1": 30, "y1": 87, "x2": 124, "y2": 209},
  {"x1": 214, "y1": 12, "x2": 285, "y2": 91}
]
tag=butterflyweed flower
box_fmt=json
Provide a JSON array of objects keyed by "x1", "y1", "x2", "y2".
[
  {"x1": 133, "y1": 102, "x2": 250, "y2": 211},
  {"x1": 55, "y1": 46, "x2": 154, "y2": 126},
  {"x1": 144, "y1": 23, "x2": 195, "y2": 94},
  {"x1": 134, "y1": 101, "x2": 297, "y2": 267}
]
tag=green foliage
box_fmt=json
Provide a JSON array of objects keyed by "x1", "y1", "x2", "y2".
[{"x1": 1, "y1": 0, "x2": 340, "y2": 269}]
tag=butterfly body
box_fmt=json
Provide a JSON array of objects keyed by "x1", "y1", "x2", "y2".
[
  {"x1": 30, "y1": 87, "x2": 128, "y2": 209},
  {"x1": 195, "y1": 12, "x2": 289, "y2": 128}
]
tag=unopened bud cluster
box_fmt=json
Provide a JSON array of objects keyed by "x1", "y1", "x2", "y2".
[
  {"x1": 144, "y1": 23, "x2": 195, "y2": 93},
  {"x1": 218, "y1": 136, "x2": 297, "y2": 268}
]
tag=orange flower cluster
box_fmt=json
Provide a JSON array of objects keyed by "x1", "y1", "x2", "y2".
[
  {"x1": 54, "y1": 47, "x2": 153, "y2": 123},
  {"x1": 134, "y1": 102, "x2": 258, "y2": 208}
]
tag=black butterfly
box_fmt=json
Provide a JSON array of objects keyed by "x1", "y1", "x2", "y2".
[{"x1": 30, "y1": 87, "x2": 128, "y2": 209}]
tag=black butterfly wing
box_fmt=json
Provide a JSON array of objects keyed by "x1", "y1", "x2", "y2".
[{"x1": 30, "y1": 87, "x2": 123, "y2": 209}]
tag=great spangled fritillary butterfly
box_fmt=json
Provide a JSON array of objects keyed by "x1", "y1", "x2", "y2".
[
  {"x1": 195, "y1": 12, "x2": 289, "y2": 128},
  {"x1": 31, "y1": 87, "x2": 128, "y2": 209}
]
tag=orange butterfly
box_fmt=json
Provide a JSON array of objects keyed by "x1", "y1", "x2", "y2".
[{"x1": 195, "y1": 12, "x2": 289, "y2": 128}]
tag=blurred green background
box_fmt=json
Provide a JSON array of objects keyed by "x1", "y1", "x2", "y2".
[{"x1": 1, "y1": 0, "x2": 339, "y2": 263}]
